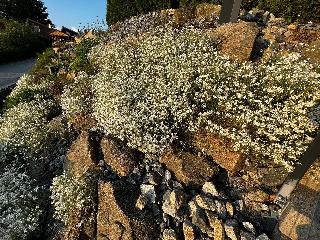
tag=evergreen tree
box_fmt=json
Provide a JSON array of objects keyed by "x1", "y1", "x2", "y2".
[{"x1": 0, "y1": 0, "x2": 51, "y2": 24}]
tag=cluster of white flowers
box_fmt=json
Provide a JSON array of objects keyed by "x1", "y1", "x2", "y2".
[
  {"x1": 87, "y1": 26, "x2": 320, "y2": 168},
  {"x1": 103, "y1": 8, "x2": 218, "y2": 45},
  {"x1": 90, "y1": 27, "x2": 219, "y2": 156},
  {"x1": 0, "y1": 100, "x2": 56, "y2": 158},
  {"x1": 61, "y1": 72, "x2": 92, "y2": 121},
  {"x1": 50, "y1": 172, "x2": 96, "y2": 236},
  {"x1": 195, "y1": 52, "x2": 320, "y2": 168},
  {"x1": 8, "y1": 74, "x2": 51, "y2": 99},
  {"x1": 0, "y1": 166, "x2": 42, "y2": 240},
  {"x1": 104, "y1": 11, "x2": 172, "y2": 43}
]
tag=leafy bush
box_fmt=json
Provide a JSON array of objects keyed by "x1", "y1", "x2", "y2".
[
  {"x1": 0, "y1": 166, "x2": 42, "y2": 240},
  {"x1": 50, "y1": 172, "x2": 96, "y2": 239},
  {"x1": 88, "y1": 26, "x2": 320, "y2": 168},
  {"x1": 30, "y1": 48, "x2": 56, "y2": 79},
  {"x1": 0, "y1": 18, "x2": 47, "y2": 63},
  {"x1": 106, "y1": 0, "x2": 319, "y2": 26},
  {"x1": 70, "y1": 39, "x2": 98, "y2": 73}
]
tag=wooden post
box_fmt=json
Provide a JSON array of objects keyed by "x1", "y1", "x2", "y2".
[{"x1": 219, "y1": 0, "x2": 243, "y2": 24}]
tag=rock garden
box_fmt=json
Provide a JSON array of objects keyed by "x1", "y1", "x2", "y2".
[{"x1": 0, "y1": 2, "x2": 319, "y2": 240}]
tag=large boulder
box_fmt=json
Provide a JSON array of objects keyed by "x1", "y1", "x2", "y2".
[
  {"x1": 214, "y1": 22, "x2": 259, "y2": 61},
  {"x1": 160, "y1": 147, "x2": 219, "y2": 188},
  {"x1": 101, "y1": 137, "x2": 139, "y2": 177},
  {"x1": 97, "y1": 181, "x2": 159, "y2": 240},
  {"x1": 66, "y1": 131, "x2": 99, "y2": 178},
  {"x1": 192, "y1": 131, "x2": 244, "y2": 174}
]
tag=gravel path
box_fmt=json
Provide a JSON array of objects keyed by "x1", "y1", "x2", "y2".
[{"x1": 0, "y1": 58, "x2": 36, "y2": 90}]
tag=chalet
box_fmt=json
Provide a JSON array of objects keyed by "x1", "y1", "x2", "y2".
[
  {"x1": 26, "y1": 19, "x2": 71, "y2": 42},
  {"x1": 61, "y1": 26, "x2": 79, "y2": 38}
]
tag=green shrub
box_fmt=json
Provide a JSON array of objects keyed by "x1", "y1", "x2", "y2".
[
  {"x1": 0, "y1": 18, "x2": 47, "y2": 63},
  {"x1": 70, "y1": 39, "x2": 98, "y2": 73},
  {"x1": 61, "y1": 72, "x2": 93, "y2": 121},
  {"x1": 88, "y1": 26, "x2": 320, "y2": 168},
  {"x1": 5, "y1": 88, "x2": 46, "y2": 109},
  {"x1": 106, "y1": 0, "x2": 319, "y2": 25},
  {"x1": 30, "y1": 48, "x2": 56, "y2": 79},
  {"x1": 0, "y1": 99, "x2": 59, "y2": 163},
  {"x1": 257, "y1": 0, "x2": 320, "y2": 23},
  {"x1": 4, "y1": 74, "x2": 52, "y2": 110}
]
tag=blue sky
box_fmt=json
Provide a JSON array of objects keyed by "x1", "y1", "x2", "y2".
[{"x1": 42, "y1": 0, "x2": 106, "y2": 31}]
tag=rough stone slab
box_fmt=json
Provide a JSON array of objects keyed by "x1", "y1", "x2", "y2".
[
  {"x1": 97, "y1": 181, "x2": 158, "y2": 240},
  {"x1": 257, "y1": 167, "x2": 288, "y2": 187},
  {"x1": 66, "y1": 131, "x2": 98, "y2": 178},
  {"x1": 160, "y1": 147, "x2": 219, "y2": 188},
  {"x1": 192, "y1": 131, "x2": 244, "y2": 173},
  {"x1": 101, "y1": 137, "x2": 138, "y2": 177},
  {"x1": 214, "y1": 21, "x2": 259, "y2": 61}
]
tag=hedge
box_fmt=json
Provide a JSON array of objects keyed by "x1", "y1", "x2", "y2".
[
  {"x1": 106, "y1": 0, "x2": 171, "y2": 25},
  {"x1": 257, "y1": 0, "x2": 320, "y2": 23},
  {"x1": 106, "y1": 0, "x2": 319, "y2": 25}
]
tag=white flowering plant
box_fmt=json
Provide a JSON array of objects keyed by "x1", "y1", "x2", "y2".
[
  {"x1": 4, "y1": 74, "x2": 52, "y2": 109},
  {"x1": 0, "y1": 99, "x2": 63, "y2": 169},
  {"x1": 61, "y1": 72, "x2": 93, "y2": 122},
  {"x1": 102, "y1": 8, "x2": 219, "y2": 45},
  {"x1": 50, "y1": 172, "x2": 96, "y2": 239},
  {"x1": 0, "y1": 166, "x2": 42, "y2": 240},
  {"x1": 87, "y1": 26, "x2": 320, "y2": 168}
]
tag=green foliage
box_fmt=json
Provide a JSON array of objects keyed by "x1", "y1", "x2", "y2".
[
  {"x1": 61, "y1": 72, "x2": 92, "y2": 122},
  {"x1": 106, "y1": 0, "x2": 319, "y2": 25},
  {"x1": 257, "y1": 0, "x2": 320, "y2": 23},
  {"x1": 5, "y1": 88, "x2": 46, "y2": 109},
  {"x1": 70, "y1": 39, "x2": 98, "y2": 73},
  {"x1": 107, "y1": 0, "x2": 171, "y2": 25},
  {"x1": 0, "y1": 0, "x2": 51, "y2": 24},
  {"x1": 180, "y1": 0, "x2": 212, "y2": 7},
  {"x1": 30, "y1": 48, "x2": 56, "y2": 78},
  {"x1": 0, "y1": 19, "x2": 46, "y2": 63}
]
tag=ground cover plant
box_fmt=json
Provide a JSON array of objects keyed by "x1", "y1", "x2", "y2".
[
  {"x1": 87, "y1": 25, "x2": 320, "y2": 168},
  {"x1": 50, "y1": 172, "x2": 97, "y2": 239},
  {"x1": 0, "y1": 165, "x2": 42, "y2": 240}
]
